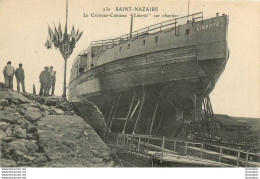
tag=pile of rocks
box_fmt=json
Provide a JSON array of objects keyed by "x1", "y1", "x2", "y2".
[
  {"x1": 0, "y1": 90, "x2": 48, "y2": 167},
  {"x1": 0, "y1": 88, "x2": 121, "y2": 167}
]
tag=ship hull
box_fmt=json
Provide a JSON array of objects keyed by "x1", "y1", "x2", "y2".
[
  {"x1": 68, "y1": 14, "x2": 229, "y2": 138},
  {"x1": 69, "y1": 53, "x2": 227, "y2": 137}
]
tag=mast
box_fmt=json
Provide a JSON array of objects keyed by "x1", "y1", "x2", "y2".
[
  {"x1": 63, "y1": 0, "x2": 68, "y2": 98},
  {"x1": 187, "y1": 0, "x2": 190, "y2": 22},
  {"x1": 130, "y1": 14, "x2": 133, "y2": 39},
  {"x1": 65, "y1": 0, "x2": 68, "y2": 35}
]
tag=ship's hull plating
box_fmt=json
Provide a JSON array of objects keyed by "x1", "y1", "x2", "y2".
[{"x1": 68, "y1": 14, "x2": 229, "y2": 137}]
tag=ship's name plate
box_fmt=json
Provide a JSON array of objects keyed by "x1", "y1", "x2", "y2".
[{"x1": 196, "y1": 22, "x2": 220, "y2": 31}]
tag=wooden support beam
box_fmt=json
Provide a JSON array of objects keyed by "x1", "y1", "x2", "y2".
[
  {"x1": 137, "y1": 136, "x2": 141, "y2": 152},
  {"x1": 161, "y1": 136, "x2": 165, "y2": 163},
  {"x1": 155, "y1": 112, "x2": 164, "y2": 135},
  {"x1": 174, "y1": 141, "x2": 177, "y2": 152},
  {"x1": 194, "y1": 94, "x2": 202, "y2": 136},
  {"x1": 122, "y1": 91, "x2": 136, "y2": 134},
  {"x1": 237, "y1": 146, "x2": 241, "y2": 167},
  {"x1": 185, "y1": 142, "x2": 188, "y2": 155},
  {"x1": 116, "y1": 135, "x2": 119, "y2": 147},
  {"x1": 107, "y1": 100, "x2": 116, "y2": 127},
  {"x1": 130, "y1": 100, "x2": 140, "y2": 118},
  {"x1": 219, "y1": 147, "x2": 222, "y2": 163},
  {"x1": 202, "y1": 99, "x2": 211, "y2": 136},
  {"x1": 132, "y1": 90, "x2": 146, "y2": 135},
  {"x1": 207, "y1": 96, "x2": 219, "y2": 137},
  {"x1": 108, "y1": 94, "x2": 121, "y2": 133},
  {"x1": 245, "y1": 150, "x2": 249, "y2": 167},
  {"x1": 149, "y1": 101, "x2": 159, "y2": 136},
  {"x1": 200, "y1": 144, "x2": 203, "y2": 158}
]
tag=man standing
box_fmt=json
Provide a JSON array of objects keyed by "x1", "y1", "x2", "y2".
[
  {"x1": 47, "y1": 66, "x2": 53, "y2": 95},
  {"x1": 51, "y1": 71, "x2": 56, "y2": 96},
  {"x1": 2, "y1": 61, "x2": 15, "y2": 89},
  {"x1": 39, "y1": 66, "x2": 51, "y2": 96},
  {"x1": 15, "y1": 63, "x2": 25, "y2": 92}
]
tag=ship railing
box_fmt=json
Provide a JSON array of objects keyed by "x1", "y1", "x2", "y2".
[
  {"x1": 79, "y1": 12, "x2": 203, "y2": 56},
  {"x1": 114, "y1": 133, "x2": 259, "y2": 167}
]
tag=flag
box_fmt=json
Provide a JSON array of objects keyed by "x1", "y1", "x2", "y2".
[
  {"x1": 76, "y1": 31, "x2": 83, "y2": 42},
  {"x1": 58, "y1": 22, "x2": 63, "y2": 42},
  {"x1": 70, "y1": 37, "x2": 76, "y2": 48},
  {"x1": 71, "y1": 25, "x2": 76, "y2": 40},
  {"x1": 45, "y1": 32, "x2": 52, "y2": 49},
  {"x1": 53, "y1": 23, "x2": 60, "y2": 48},
  {"x1": 76, "y1": 29, "x2": 79, "y2": 37},
  {"x1": 48, "y1": 25, "x2": 55, "y2": 43},
  {"x1": 45, "y1": 39, "x2": 52, "y2": 49}
]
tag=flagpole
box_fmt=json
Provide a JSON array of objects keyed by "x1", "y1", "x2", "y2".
[
  {"x1": 46, "y1": 0, "x2": 83, "y2": 99},
  {"x1": 63, "y1": 0, "x2": 68, "y2": 98}
]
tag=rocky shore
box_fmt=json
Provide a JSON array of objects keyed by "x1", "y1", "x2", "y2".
[{"x1": 0, "y1": 84, "x2": 121, "y2": 167}]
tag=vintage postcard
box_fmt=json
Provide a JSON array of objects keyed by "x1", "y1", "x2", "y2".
[{"x1": 0, "y1": 0, "x2": 259, "y2": 178}]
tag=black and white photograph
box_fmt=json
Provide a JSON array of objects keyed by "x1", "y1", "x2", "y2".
[{"x1": 0, "y1": 0, "x2": 259, "y2": 178}]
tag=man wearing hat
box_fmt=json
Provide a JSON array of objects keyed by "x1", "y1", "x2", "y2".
[
  {"x1": 15, "y1": 63, "x2": 25, "y2": 92},
  {"x1": 47, "y1": 66, "x2": 54, "y2": 95},
  {"x1": 2, "y1": 61, "x2": 15, "y2": 89},
  {"x1": 39, "y1": 66, "x2": 51, "y2": 96},
  {"x1": 51, "y1": 71, "x2": 56, "y2": 96}
]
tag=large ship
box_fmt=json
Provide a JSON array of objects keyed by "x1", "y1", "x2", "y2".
[{"x1": 68, "y1": 12, "x2": 229, "y2": 139}]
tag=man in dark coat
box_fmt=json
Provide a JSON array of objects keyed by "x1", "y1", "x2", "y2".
[
  {"x1": 15, "y1": 63, "x2": 25, "y2": 92},
  {"x1": 39, "y1": 66, "x2": 51, "y2": 96}
]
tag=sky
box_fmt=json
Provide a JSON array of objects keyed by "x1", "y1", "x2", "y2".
[{"x1": 0, "y1": 0, "x2": 259, "y2": 118}]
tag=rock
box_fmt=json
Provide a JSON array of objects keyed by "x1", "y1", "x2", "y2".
[
  {"x1": 0, "y1": 130, "x2": 7, "y2": 140},
  {"x1": 27, "y1": 125, "x2": 37, "y2": 134},
  {"x1": 0, "y1": 91, "x2": 12, "y2": 101},
  {"x1": 9, "y1": 139, "x2": 28, "y2": 153},
  {"x1": 22, "y1": 154, "x2": 35, "y2": 162},
  {"x1": 17, "y1": 118, "x2": 31, "y2": 130},
  {"x1": 0, "y1": 121, "x2": 10, "y2": 131},
  {"x1": 34, "y1": 153, "x2": 48, "y2": 163},
  {"x1": 0, "y1": 159, "x2": 16, "y2": 167},
  {"x1": 0, "y1": 82, "x2": 5, "y2": 89},
  {"x1": 27, "y1": 133, "x2": 37, "y2": 140},
  {"x1": 29, "y1": 103, "x2": 41, "y2": 109},
  {"x1": 24, "y1": 110, "x2": 42, "y2": 122},
  {"x1": 13, "y1": 125, "x2": 27, "y2": 138},
  {"x1": 0, "y1": 141, "x2": 11, "y2": 158},
  {"x1": 2, "y1": 106, "x2": 16, "y2": 113},
  {"x1": 3, "y1": 137, "x2": 16, "y2": 143},
  {"x1": 0, "y1": 111, "x2": 21, "y2": 123},
  {"x1": 7, "y1": 90, "x2": 29, "y2": 104},
  {"x1": 5, "y1": 126, "x2": 15, "y2": 137},
  {"x1": 42, "y1": 111, "x2": 49, "y2": 117},
  {"x1": 83, "y1": 130, "x2": 88, "y2": 136},
  {"x1": 27, "y1": 106, "x2": 41, "y2": 112},
  {"x1": 0, "y1": 100, "x2": 8, "y2": 109},
  {"x1": 44, "y1": 97, "x2": 60, "y2": 106},
  {"x1": 17, "y1": 108, "x2": 26, "y2": 115},
  {"x1": 40, "y1": 105, "x2": 49, "y2": 111},
  {"x1": 25, "y1": 140, "x2": 38, "y2": 152},
  {"x1": 49, "y1": 107, "x2": 64, "y2": 115}
]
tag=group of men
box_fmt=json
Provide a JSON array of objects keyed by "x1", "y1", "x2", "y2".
[
  {"x1": 39, "y1": 66, "x2": 56, "y2": 96},
  {"x1": 2, "y1": 61, "x2": 25, "y2": 92},
  {"x1": 2, "y1": 61, "x2": 56, "y2": 96}
]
